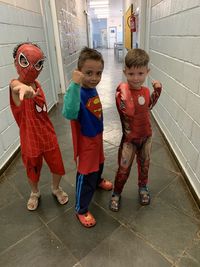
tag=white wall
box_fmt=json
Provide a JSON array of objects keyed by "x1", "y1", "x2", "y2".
[
  {"x1": 55, "y1": 0, "x2": 88, "y2": 86},
  {"x1": 0, "y1": 0, "x2": 57, "y2": 170},
  {"x1": 148, "y1": 0, "x2": 200, "y2": 198}
]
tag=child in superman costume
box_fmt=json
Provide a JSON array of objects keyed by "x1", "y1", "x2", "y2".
[
  {"x1": 62, "y1": 47, "x2": 112, "y2": 227},
  {"x1": 10, "y1": 42, "x2": 68, "y2": 211}
]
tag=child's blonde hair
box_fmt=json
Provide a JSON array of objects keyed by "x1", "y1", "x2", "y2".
[{"x1": 125, "y1": 48, "x2": 149, "y2": 68}]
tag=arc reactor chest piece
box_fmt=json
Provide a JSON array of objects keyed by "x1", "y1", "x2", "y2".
[{"x1": 138, "y1": 95, "x2": 145, "y2": 105}]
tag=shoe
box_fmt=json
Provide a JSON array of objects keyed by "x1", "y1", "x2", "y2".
[
  {"x1": 109, "y1": 194, "x2": 121, "y2": 212},
  {"x1": 27, "y1": 191, "x2": 40, "y2": 211},
  {"x1": 52, "y1": 186, "x2": 69, "y2": 205},
  {"x1": 76, "y1": 211, "x2": 96, "y2": 228},
  {"x1": 98, "y1": 179, "x2": 113, "y2": 191},
  {"x1": 138, "y1": 186, "x2": 150, "y2": 205}
]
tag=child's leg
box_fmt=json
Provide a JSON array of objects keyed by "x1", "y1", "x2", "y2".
[
  {"x1": 28, "y1": 179, "x2": 39, "y2": 193},
  {"x1": 43, "y1": 148, "x2": 68, "y2": 205},
  {"x1": 110, "y1": 141, "x2": 136, "y2": 211},
  {"x1": 75, "y1": 170, "x2": 99, "y2": 227},
  {"x1": 136, "y1": 136, "x2": 152, "y2": 205},
  {"x1": 113, "y1": 141, "x2": 136, "y2": 194},
  {"x1": 22, "y1": 154, "x2": 42, "y2": 211},
  {"x1": 97, "y1": 163, "x2": 113, "y2": 191},
  {"x1": 75, "y1": 171, "x2": 98, "y2": 214},
  {"x1": 136, "y1": 136, "x2": 152, "y2": 187}
]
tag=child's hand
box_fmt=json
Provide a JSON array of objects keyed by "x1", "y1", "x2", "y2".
[
  {"x1": 72, "y1": 70, "x2": 84, "y2": 85},
  {"x1": 12, "y1": 84, "x2": 39, "y2": 101},
  {"x1": 152, "y1": 80, "x2": 162, "y2": 90}
]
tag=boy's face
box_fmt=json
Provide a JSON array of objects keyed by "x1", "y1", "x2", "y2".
[
  {"x1": 124, "y1": 65, "x2": 150, "y2": 90},
  {"x1": 79, "y1": 59, "x2": 103, "y2": 89}
]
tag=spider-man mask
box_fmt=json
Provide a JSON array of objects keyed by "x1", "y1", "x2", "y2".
[{"x1": 15, "y1": 44, "x2": 45, "y2": 84}]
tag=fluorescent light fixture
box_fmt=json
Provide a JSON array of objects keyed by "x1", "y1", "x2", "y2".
[
  {"x1": 90, "y1": 1, "x2": 109, "y2": 6},
  {"x1": 90, "y1": 5, "x2": 109, "y2": 8}
]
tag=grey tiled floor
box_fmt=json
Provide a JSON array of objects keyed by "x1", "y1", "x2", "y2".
[{"x1": 0, "y1": 49, "x2": 200, "y2": 267}]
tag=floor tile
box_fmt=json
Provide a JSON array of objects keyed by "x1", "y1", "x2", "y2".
[
  {"x1": 80, "y1": 226, "x2": 172, "y2": 267},
  {"x1": 0, "y1": 199, "x2": 43, "y2": 253},
  {"x1": 47, "y1": 203, "x2": 120, "y2": 260},
  {"x1": 177, "y1": 237, "x2": 200, "y2": 267},
  {"x1": 0, "y1": 227, "x2": 77, "y2": 267},
  {"x1": 129, "y1": 197, "x2": 200, "y2": 262}
]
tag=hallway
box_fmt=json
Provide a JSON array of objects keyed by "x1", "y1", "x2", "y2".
[{"x1": 0, "y1": 49, "x2": 199, "y2": 267}]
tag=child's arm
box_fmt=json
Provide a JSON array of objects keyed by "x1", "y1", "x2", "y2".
[
  {"x1": 10, "y1": 80, "x2": 39, "y2": 107},
  {"x1": 149, "y1": 80, "x2": 162, "y2": 109},
  {"x1": 62, "y1": 70, "x2": 83, "y2": 120},
  {"x1": 116, "y1": 83, "x2": 135, "y2": 117}
]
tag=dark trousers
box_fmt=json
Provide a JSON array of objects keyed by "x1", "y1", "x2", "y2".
[{"x1": 75, "y1": 163, "x2": 103, "y2": 214}]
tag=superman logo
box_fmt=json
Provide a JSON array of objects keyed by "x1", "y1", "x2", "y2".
[{"x1": 86, "y1": 96, "x2": 102, "y2": 119}]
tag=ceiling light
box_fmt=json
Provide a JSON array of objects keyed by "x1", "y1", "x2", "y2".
[{"x1": 90, "y1": 1, "x2": 109, "y2": 6}]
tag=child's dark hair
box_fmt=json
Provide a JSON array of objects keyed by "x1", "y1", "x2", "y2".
[
  {"x1": 77, "y1": 47, "x2": 104, "y2": 70},
  {"x1": 125, "y1": 48, "x2": 149, "y2": 68},
  {"x1": 13, "y1": 42, "x2": 43, "y2": 59}
]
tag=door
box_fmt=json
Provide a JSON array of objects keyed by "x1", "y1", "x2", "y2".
[
  {"x1": 101, "y1": 29, "x2": 108, "y2": 48},
  {"x1": 108, "y1": 26, "x2": 117, "y2": 48}
]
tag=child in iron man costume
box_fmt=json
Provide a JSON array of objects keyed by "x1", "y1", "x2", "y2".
[
  {"x1": 10, "y1": 42, "x2": 68, "y2": 211},
  {"x1": 109, "y1": 48, "x2": 162, "y2": 211},
  {"x1": 62, "y1": 47, "x2": 112, "y2": 228}
]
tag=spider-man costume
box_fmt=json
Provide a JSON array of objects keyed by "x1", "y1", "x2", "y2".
[
  {"x1": 10, "y1": 43, "x2": 65, "y2": 182},
  {"x1": 113, "y1": 82, "x2": 162, "y2": 194}
]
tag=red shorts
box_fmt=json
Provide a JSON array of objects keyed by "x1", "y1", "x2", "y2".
[{"x1": 22, "y1": 146, "x2": 65, "y2": 182}]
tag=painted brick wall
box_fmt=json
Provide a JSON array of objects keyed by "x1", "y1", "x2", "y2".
[
  {"x1": 55, "y1": 0, "x2": 88, "y2": 86},
  {"x1": 0, "y1": 0, "x2": 55, "y2": 170},
  {"x1": 149, "y1": 0, "x2": 200, "y2": 197}
]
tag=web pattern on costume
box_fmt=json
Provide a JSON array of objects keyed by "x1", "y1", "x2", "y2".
[{"x1": 12, "y1": 83, "x2": 58, "y2": 157}]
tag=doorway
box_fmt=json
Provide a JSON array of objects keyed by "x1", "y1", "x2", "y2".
[
  {"x1": 101, "y1": 28, "x2": 108, "y2": 48},
  {"x1": 108, "y1": 26, "x2": 117, "y2": 48}
]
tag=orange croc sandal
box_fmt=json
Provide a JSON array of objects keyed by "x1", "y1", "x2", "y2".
[
  {"x1": 76, "y1": 211, "x2": 96, "y2": 228},
  {"x1": 98, "y1": 179, "x2": 113, "y2": 191}
]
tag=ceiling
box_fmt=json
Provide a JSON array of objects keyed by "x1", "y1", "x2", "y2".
[{"x1": 87, "y1": 0, "x2": 123, "y2": 19}]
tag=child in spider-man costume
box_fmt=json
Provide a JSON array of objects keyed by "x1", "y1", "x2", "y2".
[
  {"x1": 10, "y1": 42, "x2": 68, "y2": 211},
  {"x1": 109, "y1": 48, "x2": 162, "y2": 211},
  {"x1": 62, "y1": 47, "x2": 112, "y2": 228}
]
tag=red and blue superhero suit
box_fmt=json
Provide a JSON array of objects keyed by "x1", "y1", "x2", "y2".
[
  {"x1": 113, "y1": 82, "x2": 162, "y2": 194},
  {"x1": 10, "y1": 43, "x2": 65, "y2": 182},
  {"x1": 62, "y1": 82, "x2": 105, "y2": 214}
]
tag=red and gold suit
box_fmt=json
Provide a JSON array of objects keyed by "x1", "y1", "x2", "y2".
[{"x1": 114, "y1": 82, "x2": 162, "y2": 194}]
